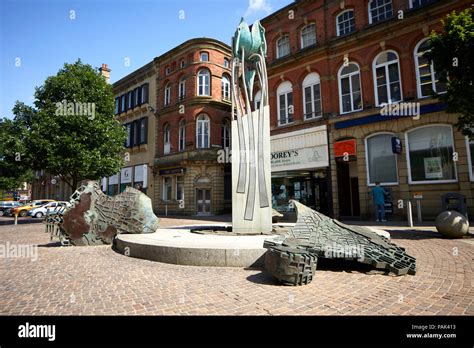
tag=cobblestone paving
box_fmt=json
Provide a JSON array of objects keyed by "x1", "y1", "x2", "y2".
[{"x1": 0, "y1": 217, "x2": 472, "y2": 315}]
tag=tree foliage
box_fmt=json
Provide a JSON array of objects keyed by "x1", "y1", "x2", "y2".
[
  {"x1": 1, "y1": 60, "x2": 127, "y2": 190},
  {"x1": 429, "y1": 7, "x2": 474, "y2": 139}
]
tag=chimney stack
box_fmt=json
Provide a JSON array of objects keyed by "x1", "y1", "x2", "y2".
[{"x1": 99, "y1": 63, "x2": 111, "y2": 83}]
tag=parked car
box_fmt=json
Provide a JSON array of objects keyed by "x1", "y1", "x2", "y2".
[
  {"x1": 11, "y1": 199, "x2": 56, "y2": 217},
  {"x1": 0, "y1": 201, "x2": 23, "y2": 217},
  {"x1": 29, "y1": 201, "x2": 71, "y2": 218}
]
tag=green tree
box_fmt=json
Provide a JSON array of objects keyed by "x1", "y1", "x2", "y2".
[
  {"x1": 4, "y1": 60, "x2": 127, "y2": 190},
  {"x1": 428, "y1": 7, "x2": 474, "y2": 139},
  {"x1": 0, "y1": 114, "x2": 34, "y2": 191}
]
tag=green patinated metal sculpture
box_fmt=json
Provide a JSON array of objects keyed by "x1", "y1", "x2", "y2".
[
  {"x1": 264, "y1": 201, "x2": 417, "y2": 285},
  {"x1": 232, "y1": 18, "x2": 272, "y2": 233}
]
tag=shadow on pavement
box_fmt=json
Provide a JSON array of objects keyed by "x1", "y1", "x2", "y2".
[
  {"x1": 387, "y1": 229, "x2": 474, "y2": 241},
  {"x1": 38, "y1": 241, "x2": 63, "y2": 248}
]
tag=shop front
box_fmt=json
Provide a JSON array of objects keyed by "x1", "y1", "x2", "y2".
[{"x1": 270, "y1": 125, "x2": 330, "y2": 218}]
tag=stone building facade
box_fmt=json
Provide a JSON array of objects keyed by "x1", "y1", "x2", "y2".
[
  {"x1": 108, "y1": 62, "x2": 157, "y2": 204},
  {"x1": 260, "y1": 0, "x2": 473, "y2": 220},
  {"x1": 153, "y1": 38, "x2": 232, "y2": 215}
]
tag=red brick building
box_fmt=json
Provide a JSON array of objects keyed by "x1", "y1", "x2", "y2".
[
  {"x1": 261, "y1": 0, "x2": 473, "y2": 220},
  {"x1": 153, "y1": 38, "x2": 233, "y2": 215}
]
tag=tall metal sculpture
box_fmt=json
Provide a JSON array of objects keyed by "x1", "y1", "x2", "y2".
[{"x1": 231, "y1": 18, "x2": 272, "y2": 234}]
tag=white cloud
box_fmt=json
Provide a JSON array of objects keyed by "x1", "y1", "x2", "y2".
[{"x1": 244, "y1": 0, "x2": 273, "y2": 19}]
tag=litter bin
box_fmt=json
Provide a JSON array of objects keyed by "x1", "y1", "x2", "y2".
[{"x1": 441, "y1": 193, "x2": 467, "y2": 217}]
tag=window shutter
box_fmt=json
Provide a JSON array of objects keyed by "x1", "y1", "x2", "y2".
[
  {"x1": 145, "y1": 83, "x2": 149, "y2": 103},
  {"x1": 134, "y1": 120, "x2": 140, "y2": 146},
  {"x1": 137, "y1": 87, "x2": 142, "y2": 106},
  {"x1": 143, "y1": 117, "x2": 148, "y2": 144}
]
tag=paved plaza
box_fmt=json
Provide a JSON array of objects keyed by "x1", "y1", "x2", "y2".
[{"x1": 0, "y1": 217, "x2": 473, "y2": 315}]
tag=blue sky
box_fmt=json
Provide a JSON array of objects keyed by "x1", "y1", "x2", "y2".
[{"x1": 0, "y1": 0, "x2": 292, "y2": 118}]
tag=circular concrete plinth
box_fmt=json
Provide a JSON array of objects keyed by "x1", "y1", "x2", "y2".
[{"x1": 115, "y1": 224, "x2": 281, "y2": 267}]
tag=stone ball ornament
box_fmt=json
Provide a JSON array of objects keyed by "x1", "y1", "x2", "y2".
[{"x1": 435, "y1": 210, "x2": 470, "y2": 239}]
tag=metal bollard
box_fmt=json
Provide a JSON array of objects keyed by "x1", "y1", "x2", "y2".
[
  {"x1": 416, "y1": 200, "x2": 422, "y2": 224},
  {"x1": 14, "y1": 212, "x2": 18, "y2": 225},
  {"x1": 407, "y1": 201, "x2": 413, "y2": 228},
  {"x1": 165, "y1": 204, "x2": 168, "y2": 216}
]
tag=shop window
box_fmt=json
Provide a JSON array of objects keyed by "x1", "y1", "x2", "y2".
[
  {"x1": 163, "y1": 177, "x2": 172, "y2": 201},
  {"x1": 405, "y1": 125, "x2": 457, "y2": 183},
  {"x1": 179, "y1": 119, "x2": 186, "y2": 152},
  {"x1": 365, "y1": 133, "x2": 398, "y2": 185},
  {"x1": 302, "y1": 72, "x2": 322, "y2": 120},
  {"x1": 337, "y1": 10, "x2": 355, "y2": 36},
  {"x1": 163, "y1": 124, "x2": 170, "y2": 154},
  {"x1": 301, "y1": 23, "x2": 316, "y2": 49},
  {"x1": 197, "y1": 69, "x2": 210, "y2": 96},
  {"x1": 221, "y1": 75, "x2": 230, "y2": 100},
  {"x1": 276, "y1": 35, "x2": 290, "y2": 59},
  {"x1": 373, "y1": 51, "x2": 402, "y2": 106},
  {"x1": 338, "y1": 62, "x2": 362, "y2": 114},
  {"x1": 414, "y1": 38, "x2": 447, "y2": 98},
  {"x1": 277, "y1": 81, "x2": 293, "y2": 126},
  {"x1": 368, "y1": 0, "x2": 393, "y2": 24},
  {"x1": 176, "y1": 176, "x2": 184, "y2": 201},
  {"x1": 196, "y1": 114, "x2": 210, "y2": 149}
]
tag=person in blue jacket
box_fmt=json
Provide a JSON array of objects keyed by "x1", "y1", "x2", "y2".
[{"x1": 372, "y1": 181, "x2": 387, "y2": 222}]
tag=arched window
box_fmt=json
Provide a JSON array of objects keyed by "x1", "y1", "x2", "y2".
[
  {"x1": 405, "y1": 125, "x2": 457, "y2": 183},
  {"x1": 365, "y1": 133, "x2": 398, "y2": 185},
  {"x1": 221, "y1": 75, "x2": 230, "y2": 100},
  {"x1": 221, "y1": 119, "x2": 231, "y2": 149},
  {"x1": 276, "y1": 35, "x2": 290, "y2": 59},
  {"x1": 373, "y1": 51, "x2": 402, "y2": 106},
  {"x1": 338, "y1": 62, "x2": 362, "y2": 114},
  {"x1": 178, "y1": 119, "x2": 186, "y2": 152},
  {"x1": 254, "y1": 90, "x2": 262, "y2": 110},
  {"x1": 196, "y1": 114, "x2": 210, "y2": 149},
  {"x1": 277, "y1": 81, "x2": 293, "y2": 126},
  {"x1": 163, "y1": 124, "x2": 171, "y2": 155},
  {"x1": 336, "y1": 10, "x2": 355, "y2": 36},
  {"x1": 197, "y1": 69, "x2": 210, "y2": 96},
  {"x1": 164, "y1": 83, "x2": 171, "y2": 106},
  {"x1": 414, "y1": 39, "x2": 447, "y2": 98},
  {"x1": 302, "y1": 72, "x2": 322, "y2": 120},
  {"x1": 368, "y1": 0, "x2": 393, "y2": 24},
  {"x1": 178, "y1": 78, "x2": 186, "y2": 100},
  {"x1": 301, "y1": 23, "x2": 316, "y2": 49}
]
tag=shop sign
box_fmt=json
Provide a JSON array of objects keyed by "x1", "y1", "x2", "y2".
[
  {"x1": 108, "y1": 173, "x2": 119, "y2": 185},
  {"x1": 271, "y1": 145, "x2": 328, "y2": 171},
  {"x1": 159, "y1": 168, "x2": 186, "y2": 175},
  {"x1": 334, "y1": 139, "x2": 356, "y2": 157},
  {"x1": 120, "y1": 167, "x2": 132, "y2": 184},
  {"x1": 391, "y1": 137, "x2": 402, "y2": 154}
]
